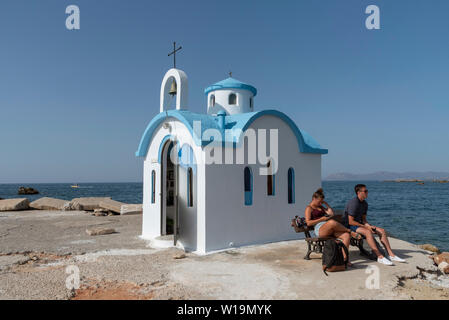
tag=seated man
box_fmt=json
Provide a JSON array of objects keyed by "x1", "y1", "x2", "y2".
[{"x1": 343, "y1": 184, "x2": 406, "y2": 266}]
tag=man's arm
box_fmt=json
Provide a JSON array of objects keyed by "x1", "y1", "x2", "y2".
[
  {"x1": 346, "y1": 200, "x2": 363, "y2": 227},
  {"x1": 348, "y1": 215, "x2": 365, "y2": 228},
  {"x1": 362, "y1": 207, "x2": 375, "y2": 230},
  {"x1": 362, "y1": 214, "x2": 368, "y2": 225}
]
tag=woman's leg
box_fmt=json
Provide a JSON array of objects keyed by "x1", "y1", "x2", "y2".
[{"x1": 318, "y1": 220, "x2": 347, "y2": 237}]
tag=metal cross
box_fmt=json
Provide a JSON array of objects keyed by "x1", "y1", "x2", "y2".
[{"x1": 168, "y1": 42, "x2": 182, "y2": 68}]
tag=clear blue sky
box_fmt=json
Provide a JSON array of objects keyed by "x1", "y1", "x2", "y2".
[{"x1": 1, "y1": 0, "x2": 448, "y2": 183}]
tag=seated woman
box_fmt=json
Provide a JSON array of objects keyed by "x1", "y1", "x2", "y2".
[{"x1": 305, "y1": 188, "x2": 361, "y2": 266}]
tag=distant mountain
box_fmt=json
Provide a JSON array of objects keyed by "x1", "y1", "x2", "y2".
[{"x1": 324, "y1": 171, "x2": 449, "y2": 181}]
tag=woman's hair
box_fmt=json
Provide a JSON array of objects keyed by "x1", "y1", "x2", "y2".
[{"x1": 312, "y1": 188, "x2": 325, "y2": 199}]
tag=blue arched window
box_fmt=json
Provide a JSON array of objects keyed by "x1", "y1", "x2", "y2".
[
  {"x1": 151, "y1": 170, "x2": 156, "y2": 204},
  {"x1": 267, "y1": 161, "x2": 275, "y2": 196},
  {"x1": 244, "y1": 167, "x2": 253, "y2": 206},
  {"x1": 187, "y1": 167, "x2": 193, "y2": 207},
  {"x1": 229, "y1": 93, "x2": 237, "y2": 105},
  {"x1": 288, "y1": 168, "x2": 295, "y2": 204},
  {"x1": 178, "y1": 144, "x2": 196, "y2": 208}
]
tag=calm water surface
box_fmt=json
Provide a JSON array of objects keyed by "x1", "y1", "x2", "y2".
[{"x1": 1, "y1": 181, "x2": 448, "y2": 251}]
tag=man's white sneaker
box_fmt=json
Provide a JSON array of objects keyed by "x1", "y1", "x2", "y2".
[
  {"x1": 378, "y1": 257, "x2": 394, "y2": 266},
  {"x1": 388, "y1": 255, "x2": 406, "y2": 263}
]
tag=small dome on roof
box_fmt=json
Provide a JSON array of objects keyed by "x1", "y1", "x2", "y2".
[{"x1": 204, "y1": 77, "x2": 257, "y2": 96}]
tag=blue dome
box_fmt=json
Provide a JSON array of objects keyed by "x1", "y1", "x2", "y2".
[{"x1": 204, "y1": 77, "x2": 257, "y2": 96}]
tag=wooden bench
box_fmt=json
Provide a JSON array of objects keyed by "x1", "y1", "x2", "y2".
[{"x1": 291, "y1": 215, "x2": 371, "y2": 260}]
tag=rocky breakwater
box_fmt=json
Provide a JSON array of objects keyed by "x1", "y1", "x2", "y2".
[
  {"x1": 419, "y1": 243, "x2": 449, "y2": 275},
  {"x1": 64, "y1": 197, "x2": 112, "y2": 211},
  {"x1": 17, "y1": 186, "x2": 39, "y2": 195},
  {"x1": 0, "y1": 198, "x2": 30, "y2": 211},
  {"x1": 432, "y1": 253, "x2": 449, "y2": 274},
  {"x1": 0, "y1": 195, "x2": 142, "y2": 216},
  {"x1": 29, "y1": 197, "x2": 70, "y2": 210}
]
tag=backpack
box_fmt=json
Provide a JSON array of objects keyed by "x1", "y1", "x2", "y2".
[
  {"x1": 291, "y1": 215, "x2": 307, "y2": 229},
  {"x1": 322, "y1": 239, "x2": 349, "y2": 276}
]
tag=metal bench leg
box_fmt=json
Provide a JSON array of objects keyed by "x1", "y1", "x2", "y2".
[
  {"x1": 304, "y1": 241, "x2": 312, "y2": 260},
  {"x1": 357, "y1": 239, "x2": 371, "y2": 258}
]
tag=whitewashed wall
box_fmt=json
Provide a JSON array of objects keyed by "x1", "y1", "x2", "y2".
[
  {"x1": 207, "y1": 88, "x2": 254, "y2": 115},
  {"x1": 141, "y1": 118, "x2": 206, "y2": 252},
  {"x1": 203, "y1": 115, "x2": 322, "y2": 252}
]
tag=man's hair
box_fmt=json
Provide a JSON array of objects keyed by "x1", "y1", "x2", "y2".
[{"x1": 354, "y1": 184, "x2": 366, "y2": 194}]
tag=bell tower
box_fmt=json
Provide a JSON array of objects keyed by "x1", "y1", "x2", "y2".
[{"x1": 160, "y1": 42, "x2": 188, "y2": 112}]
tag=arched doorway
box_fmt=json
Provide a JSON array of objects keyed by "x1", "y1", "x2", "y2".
[
  {"x1": 160, "y1": 139, "x2": 197, "y2": 251},
  {"x1": 160, "y1": 139, "x2": 178, "y2": 244}
]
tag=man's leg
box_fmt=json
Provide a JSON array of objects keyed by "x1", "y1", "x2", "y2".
[
  {"x1": 355, "y1": 227, "x2": 384, "y2": 258},
  {"x1": 374, "y1": 227, "x2": 395, "y2": 257}
]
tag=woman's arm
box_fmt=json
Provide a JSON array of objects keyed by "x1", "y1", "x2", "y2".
[
  {"x1": 305, "y1": 206, "x2": 328, "y2": 227},
  {"x1": 321, "y1": 201, "x2": 334, "y2": 215}
]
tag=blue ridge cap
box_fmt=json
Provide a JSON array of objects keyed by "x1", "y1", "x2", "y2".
[
  {"x1": 135, "y1": 109, "x2": 328, "y2": 157},
  {"x1": 204, "y1": 77, "x2": 257, "y2": 96}
]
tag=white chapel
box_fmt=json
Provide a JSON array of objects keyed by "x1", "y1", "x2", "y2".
[{"x1": 136, "y1": 53, "x2": 327, "y2": 254}]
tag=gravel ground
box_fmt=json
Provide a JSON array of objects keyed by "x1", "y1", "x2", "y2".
[{"x1": 0, "y1": 210, "x2": 448, "y2": 300}]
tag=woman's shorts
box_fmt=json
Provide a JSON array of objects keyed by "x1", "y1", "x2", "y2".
[
  {"x1": 314, "y1": 221, "x2": 327, "y2": 237},
  {"x1": 349, "y1": 225, "x2": 359, "y2": 232}
]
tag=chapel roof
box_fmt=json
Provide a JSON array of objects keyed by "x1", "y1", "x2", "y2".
[
  {"x1": 135, "y1": 110, "x2": 327, "y2": 157},
  {"x1": 204, "y1": 77, "x2": 257, "y2": 96}
]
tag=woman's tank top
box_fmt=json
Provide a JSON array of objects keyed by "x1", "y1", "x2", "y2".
[{"x1": 310, "y1": 206, "x2": 326, "y2": 220}]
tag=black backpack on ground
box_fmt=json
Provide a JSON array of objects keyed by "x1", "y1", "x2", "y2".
[{"x1": 322, "y1": 239, "x2": 349, "y2": 276}]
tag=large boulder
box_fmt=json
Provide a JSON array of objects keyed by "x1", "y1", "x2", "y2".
[
  {"x1": 433, "y1": 252, "x2": 449, "y2": 265},
  {"x1": 432, "y1": 252, "x2": 449, "y2": 274},
  {"x1": 18, "y1": 187, "x2": 39, "y2": 195},
  {"x1": 29, "y1": 197, "x2": 69, "y2": 210},
  {"x1": 92, "y1": 208, "x2": 109, "y2": 216},
  {"x1": 120, "y1": 204, "x2": 142, "y2": 215},
  {"x1": 418, "y1": 243, "x2": 441, "y2": 254},
  {"x1": 438, "y1": 262, "x2": 449, "y2": 274},
  {"x1": 69, "y1": 197, "x2": 111, "y2": 211},
  {"x1": 86, "y1": 227, "x2": 116, "y2": 236},
  {"x1": 99, "y1": 199, "x2": 125, "y2": 214},
  {"x1": 0, "y1": 198, "x2": 30, "y2": 211}
]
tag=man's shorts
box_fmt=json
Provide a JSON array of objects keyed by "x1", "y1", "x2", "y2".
[{"x1": 349, "y1": 225, "x2": 360, "y2": 232}]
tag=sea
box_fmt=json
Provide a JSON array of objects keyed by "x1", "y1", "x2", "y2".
[{"x1": 1, "y1": 181, "x2": 448, "y2": 252}]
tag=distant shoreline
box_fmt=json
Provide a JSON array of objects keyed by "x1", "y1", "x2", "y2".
[
  {"x1": 325, "y1": 171, "x2": 449, "y2": 181},
  {"x1": 323, "y1": 179, "x2": 449, "y2": 183}
]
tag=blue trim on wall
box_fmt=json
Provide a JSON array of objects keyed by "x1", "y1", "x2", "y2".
[
  {"x1": 157, "y1": 135, "x2": 174, "y2": 163},
  {"x1": 244, "y1": 167, "x2": 253, "y2": 206},
  {"x1": 187, "y1": 167, "x2": 193, "y2": 207},
  {"x1": 235, "y1": 110, "x2": 328, "y2": 155},
  {"x1": 151, "y1": 170, "x2": 156, "y2": 204},
  {"x1": 136, "y1": 109, "x2": 328, "y2": 157},
  {"x1": 288, "y1": 167, "x2": 295, "y2": 204}
]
